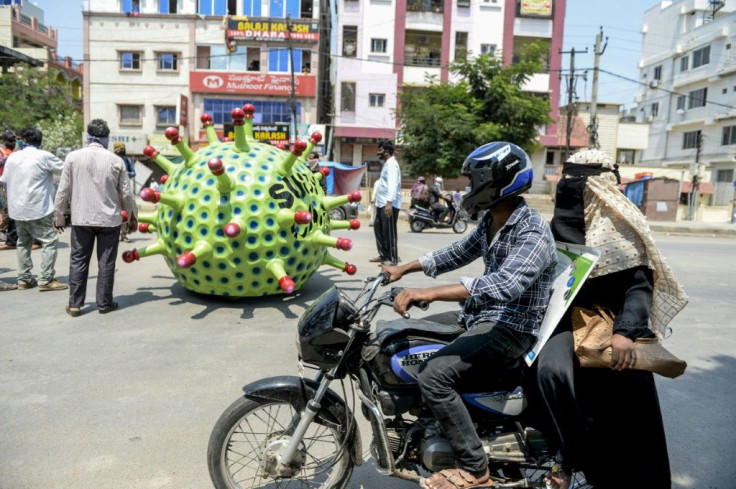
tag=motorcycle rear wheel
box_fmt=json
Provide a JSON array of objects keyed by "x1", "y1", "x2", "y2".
[
  {"x1": 452, "y1": 219, "x2": 468, "y2": 234},
  {"x1": 410, "y1": 219, "x2": 425, "y2": 233},
  {"x1": 208, "y1": 397, "x2": 354, "y2": 489}
]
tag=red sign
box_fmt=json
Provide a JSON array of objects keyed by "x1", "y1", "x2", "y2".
[{"x1": 190, "y1": 72, "x2": 316, "y2": 97}]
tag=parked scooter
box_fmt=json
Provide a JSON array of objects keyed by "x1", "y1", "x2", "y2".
[
  {"x1": 407, "y1": 198, "x2": 469, "y2": 233},
  {"x1": 207, "y1": 273, "x2": 592, "y2": 489}
]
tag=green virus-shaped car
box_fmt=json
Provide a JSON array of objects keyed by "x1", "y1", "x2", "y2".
[{"x1": 122, "y1": 104, "x2": 361, "y2": 297}]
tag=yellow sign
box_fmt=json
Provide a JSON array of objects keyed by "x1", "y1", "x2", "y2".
[{"x1": 520, "y1": 0, "x2": 553, "y2": 17}]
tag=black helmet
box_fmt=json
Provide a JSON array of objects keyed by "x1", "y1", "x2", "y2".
[{"x1": 460, "y1": 142, "x2": 533, "y2": 214}]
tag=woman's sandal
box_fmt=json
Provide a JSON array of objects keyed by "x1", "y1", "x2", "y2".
[
  {"x1": 420, "y1": 468, "x2": 493, "y2": 489},
  {"x1": 544, "y1": 464, "x2": 572, "y2": 489}
]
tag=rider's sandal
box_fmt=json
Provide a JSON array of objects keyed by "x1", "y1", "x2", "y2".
[
  {"x1": 419, "y1": 467, "x2": 493, "y2": 489},
  {"x1": 544, "y1": 464, "x2": 572, "y2": 489}
]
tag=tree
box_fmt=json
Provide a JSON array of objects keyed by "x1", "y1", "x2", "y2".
[
  {"x1": 398, "y1": 43, "x2": 552, "y2": 178},
  {"x1": 0, "y1": 67, "x2": 83, "y2": 155}
]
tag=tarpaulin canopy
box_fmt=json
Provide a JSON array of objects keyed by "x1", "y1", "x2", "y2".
[{"x1": 318, "y1": 162, "x2": 366, "y2": 196}]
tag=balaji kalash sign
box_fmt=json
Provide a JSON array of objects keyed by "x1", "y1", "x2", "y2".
[{"x1": 226, "y1": 17, "x2": 319, "y2": 42}]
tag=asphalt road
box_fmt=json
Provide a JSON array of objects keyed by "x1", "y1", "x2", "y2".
[{"x1": 0, "y1": 221, "x2": 734, "y2": 489}]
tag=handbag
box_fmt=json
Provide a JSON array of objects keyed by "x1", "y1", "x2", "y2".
[{"x1": 571, "y1": 306, "x2": 687, "y2": 379}]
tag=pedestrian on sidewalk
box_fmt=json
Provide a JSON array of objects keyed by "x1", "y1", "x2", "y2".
[
  {"x1": 54, "y1": 119, "x2": 138, "y2": 317},
  {"x1": 370, "y1": 140, "x2": 401, "y2": 266},
  {"x1": 0, "y1": 128, "x2": 67, "y2": 291}
]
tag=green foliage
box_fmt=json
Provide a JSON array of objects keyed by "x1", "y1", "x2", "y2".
[
  {"x1": 398, "y1": 43, "x2": 552, "y2": 178},
  {"x1": 0, "y1": 68, "x2": 82, "y2": 155}
]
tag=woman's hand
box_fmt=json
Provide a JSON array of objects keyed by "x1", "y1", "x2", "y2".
[
  {"x1": 393, "y1": 288, "x2": 430, "y2": 317},
  {"x1": 600, "y1": 334, "x2": 637, "y2": 371}
]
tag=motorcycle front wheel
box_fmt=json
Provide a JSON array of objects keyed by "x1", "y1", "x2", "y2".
[
  {"x1": 208, "y1": 397, "x2": 354, "y2": 489},
  {"x1": 410, "y1": 219, "x2": 425, "y2": 233},
  {"x1": 452, "y1": 219, "x2": 468, "y2": 234}
]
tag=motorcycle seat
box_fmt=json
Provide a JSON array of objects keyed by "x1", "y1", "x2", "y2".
[{"x1": 373, "y1": 318, "x2": 465, "y2": 348}]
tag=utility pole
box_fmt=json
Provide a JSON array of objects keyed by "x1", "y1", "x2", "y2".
[
  {"x1": 559, "y1": 46, "x2": 587, "y2": 161},
  {"x1": 688, "y1": 132, "x2": 702, "y2": 221},
  {"x1": 286, "y1": 15, "x2": 298, "y2": 144},
  {"x1": 588, "y1": 27, "x2": 608, "y2": 149}
]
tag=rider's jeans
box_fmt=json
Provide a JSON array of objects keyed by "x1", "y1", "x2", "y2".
[{"x1": 417, "y1": 313, "x2": 536, "y2": 473}]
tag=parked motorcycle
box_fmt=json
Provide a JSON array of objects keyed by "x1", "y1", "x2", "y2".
[
  {"x1": 408, "y1": 199, "x2": 469, "y2": 234},
  {"x1": 207, "y1": 273, "x2": 591, "y2": 488}
]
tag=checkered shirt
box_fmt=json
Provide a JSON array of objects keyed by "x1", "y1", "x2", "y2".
[{"x1": 419, "y1": 199, "x2": 557, "y2": 335}]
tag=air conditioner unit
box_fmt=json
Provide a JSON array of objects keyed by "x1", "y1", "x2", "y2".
[
  {"x1": 649, "y1": 80, "x2": 659, "y2": 88},
  {"x1": 646, "y1": 115, "x2": 654, "y2": 122}
]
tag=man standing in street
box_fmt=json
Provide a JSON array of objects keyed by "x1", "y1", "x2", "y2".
[
  {"x1": 370, "y1": 140, "x2": 401, "y2": 266},
  {"x1": 0, "y1": 128, "x2": 67, "y2": 291},
  {"x1": 0, "y1": 130, "x2": 18, "y2": 253},
  {"x1": 54, "y1": 119, "x2": 138, "y2": 317}
]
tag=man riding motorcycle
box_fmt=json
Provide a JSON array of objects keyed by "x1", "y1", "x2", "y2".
[
  {"x1": 382, "y1": 142, "x2": 558, "y2": 489},
  {"x1": 429, "y1": 176, "x2": 451, "y2": 223}
]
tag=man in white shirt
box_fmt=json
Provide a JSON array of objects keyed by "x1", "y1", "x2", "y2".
[
  {"x1": 370, "y1": 140, "x2": 402, "y2": 266},
  {"x1": 0, "y1": 128, "x2": 67, "y2": 291}
]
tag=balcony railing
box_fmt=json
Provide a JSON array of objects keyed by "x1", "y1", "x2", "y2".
[
  {"x1": 406, "y1": 0, "x2": 444, "y2": 13},
  {"x1": 404, "y1": 54, "x2": 441, "y2": 68}
]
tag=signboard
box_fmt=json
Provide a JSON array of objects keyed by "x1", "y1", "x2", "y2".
[
  {"x1": 524, "y1": 242, "x2": 600, "y2": 366},
  {"x1": 519, "y1": 0, "x2": 553, "y2": 17},
  {"x1": 199, "y1": 124, "x2": 290, "y2": 146},
  {"x1": 179, "y1": 94, "x2": 188, "y2": 127},
  {"x1": 148, "y1": 133, "x2": 188, "y2": 157},
  {"x1": 190, "y1": 71, "x2": 316, "y2": 97},
  {"x1": 110, "y1": 133, "x2": 146, "y2": 154},
  {"x1": 226, "y1": 16, "x2": 319, "y2": 42}
]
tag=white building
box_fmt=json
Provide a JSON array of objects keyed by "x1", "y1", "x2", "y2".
[
  {"x1": 637, "y1": 0, "x2": 736, "y2": 206},
  {"x1": 83, "y1": 0, "x2": 322, "y2": 161},
  {"x1": 332, "y1": 0, "x2": 566, "y2": 193}
]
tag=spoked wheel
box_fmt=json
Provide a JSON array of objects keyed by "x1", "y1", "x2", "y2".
[
  {"x1": 497, "y1": 462, "x2": 591, "y2": 488},
  {"x1": 208, "y1": 397, "x2": 354, "y2": 489}
]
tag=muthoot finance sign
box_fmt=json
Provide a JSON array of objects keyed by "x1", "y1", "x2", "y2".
[{"x1": 190, "y1": 72, "x2": 316, "y2": 97}]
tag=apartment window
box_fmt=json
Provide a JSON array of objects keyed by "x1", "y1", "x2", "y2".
[
  {"x1": 156, "y1": 106, "x2": 177, "y2": 126},
  {"x1": 651, "y1": 102, "x2": 659, "y2": 118},
  {"x1": 210, "y1": 45, "x2": 247, "y2": 71},
  {"x1": 341, "y1": 82, "x2": 356, "y2": 111},
  {"x1": 405, "y1": 30, "x2": 442, "y2": 67},
  {"x1": 369, "y1": 93, "x2": 385, "y2": 107},
  {"x1": 653, "y1": 65, "x2": 662, "y2": 81},
  {"x1": 455, "y1": 32, "x2": 468, "y2": 61},
  {"x1": 480, "y1": 44, "x2": 496, "y2": 55},
  {"x1": 682, "y1": 130, "x2": 701, "y2": 149},
  {"x1": 688, "y1": 88, "x2": 707, "y2": 109},
  {"x1": 457, "y1": 0, "x2": 471, "y2": 7},
  {"x1": 407, "y1": 0, "x2": 443, "y2": 13},
  {"x1": 722, "y1": 125, "x2": 736, "y2": 145},
  {"x1": 196, "y1": 45, "x2": 211, "y2": 69},
  {"x1": 343, "y1": 26, "x2": 357, "y2": 57},
  {"x1": 119, "y1": 105, "x2": 142, "y2": 125},
  {"x1": 692, "y1": 45, "x2": 710, "y2": 68},
  {"x1": 676, "y1": 95, "x2": 686, "y2": 111},
  {"x1": 679, "y1": 56, "x2": 688, "y2": 72},
  {"x1": 120, "y1": 52, "x2": 141, "y2": 71},
  {"x1": 159, "y1": 0, "x2": 178, "y2": 14},
  {"x1": 157, "y1": 52, "x2": 179, "y2": 71},
  {"x1": 371, "y1": 38, "x2": 387, "y2": 54},
  {"x1": 270, "y1": 0, "x2": 299, "y2": 18},
  {"x1": 122, "y1": 0, "x2": 140, "y2": 13}
]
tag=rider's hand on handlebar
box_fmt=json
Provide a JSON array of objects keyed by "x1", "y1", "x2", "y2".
[
  {"x1": 393, "y1": 288, "x2": 430, "y2": 317},
  {"x1": 380, "y1": 264, "x2": 404, "y2": 284}
]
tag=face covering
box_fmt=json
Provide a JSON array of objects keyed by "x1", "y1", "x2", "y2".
[
  {"x1": 87, "y1": 136, "x2": 110, "y2": 148},
  {"x1": 16, "y1": 139, "x2": 25, "y2": 149}
]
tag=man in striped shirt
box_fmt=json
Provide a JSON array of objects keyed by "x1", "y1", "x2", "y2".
[
  {"x1": 370, "y1": 140, "x2": 402, "y2": 266},
  {"x1": 53, "y1": 119, "x2": 138, "y2": 317}
]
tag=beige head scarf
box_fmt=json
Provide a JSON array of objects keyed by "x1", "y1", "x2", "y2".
[{"x1": 565, "y1": 149, "x2": 688, "y2": 336}]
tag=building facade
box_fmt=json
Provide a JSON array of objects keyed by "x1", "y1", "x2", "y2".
[
  {"x1": 83, "y1": 0, "x2": 323, "y2": 161},
  {"x1": 333, "y1": 0, "x2": 565, "y2": 191},
  {"x1": 0, "y1": 0, "x2": 82, "y2": 98},
  {"x1": 636, "y1": 0, "x2": 736, "y2": 206}
]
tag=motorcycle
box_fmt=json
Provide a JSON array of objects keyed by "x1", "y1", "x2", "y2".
[
  {"x1": 408, "y1": 198, "x2": 469, "y2": 234},
  {"x1": 207, "y1": 273, "x2": 591, "y2": 489}
]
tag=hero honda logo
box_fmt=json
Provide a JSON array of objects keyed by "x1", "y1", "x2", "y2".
[
  {"x1": 203, "y1": 75, "x2": 225, "y2": 89},
  {"x1": 390, "y1": 344, "x2": 444, "y2": 383}
]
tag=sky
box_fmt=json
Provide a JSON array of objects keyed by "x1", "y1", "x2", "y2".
[{"x1": 32, "y1": 0, "x2": 660, "y2": 112}]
